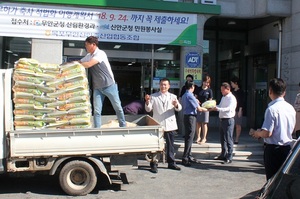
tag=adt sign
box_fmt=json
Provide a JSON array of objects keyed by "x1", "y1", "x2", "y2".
[{"x1": 185, "y1": 52, "x2": 201, "y2": 68}]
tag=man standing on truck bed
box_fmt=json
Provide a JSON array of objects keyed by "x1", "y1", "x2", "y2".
[
  {"x1": 79, "y1": 36, "x2": 126, "y2": 128},
  {"x1": 145, "y1": 78, "x2": 182, "y2": 173}
]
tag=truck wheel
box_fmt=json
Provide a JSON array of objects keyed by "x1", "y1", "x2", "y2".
[{"x1": 59, "y1": 160, "x2": 97, "y2": 196}]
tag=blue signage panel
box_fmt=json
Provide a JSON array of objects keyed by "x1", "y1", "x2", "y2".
[{"x1": 185, "y1": 52, "x2": 201, "y2": 68}]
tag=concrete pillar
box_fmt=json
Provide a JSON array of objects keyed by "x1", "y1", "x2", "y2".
[
  {"x1": 31, "y1": 39, "x2": 63, "y2": 64},
  {"x1": 178, "y1": 14, "x2": 210, "y2": 135}
]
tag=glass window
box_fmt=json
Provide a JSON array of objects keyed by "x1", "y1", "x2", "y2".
[
  {"x1": 202, "y1": 40, "x2": 210, "y2": 76},
  {"x1": 62, "y1": 40, "x2": 181, "y2": 104},
  {"x1": 152, "y1": 44, "x2": 180, "y2": 94},
  {"x1": 63, "y1": 40, "x2": 153, "y2": 52},
  {"x1": 2, "y1": 37, "x2": 31, "y2": 69}
]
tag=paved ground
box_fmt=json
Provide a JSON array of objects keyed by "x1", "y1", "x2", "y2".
[
  {"x1": 106, "y1": 128, "x2": 267, "y2": 199},
  {"x1": 0, "y1": 158, "x2": 266, "y2": 199},
  {"x1": 105, "y1": 158, "x2": 266, "y2": 199}
]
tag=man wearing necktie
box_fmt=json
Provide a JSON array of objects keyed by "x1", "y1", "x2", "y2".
[{"x1": 145, "y1": 78, "x2": 182, "y2": 173}]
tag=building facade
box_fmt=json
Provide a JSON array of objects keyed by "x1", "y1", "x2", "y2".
[{"x1": 0, "y1": 0, "x2": 299, "y2": 129}]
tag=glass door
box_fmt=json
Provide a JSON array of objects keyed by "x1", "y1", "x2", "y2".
[{"x1": 253, "y1": 54, "x2": 276, "y2": 128}]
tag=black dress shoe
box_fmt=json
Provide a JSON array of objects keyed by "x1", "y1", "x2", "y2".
[
  {"x1": 182, "y1": 161, "x2": 191, "y2": 167},
  {"x1": 168, "y1": 164, "x2": 181, "y2": 170},
  {"x1": 214, "y1": 156, "x2": 226, "y2": 161},
  {"x1": 150, "y1": 162, "x2": 158, "y2": 173},
  {"x1": 222, "y1": 159, "x2": 232, "y2": 164}
]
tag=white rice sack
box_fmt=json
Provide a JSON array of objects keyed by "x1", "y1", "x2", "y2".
[
  {"x1": 201, "y1": 100, "x2": 216, "y2": 109},
  {"x1": 13, "y1": 86, "x2": 43, "y2": 95},
  {"x1": 39, "y1": 63, "x2": 60, "y2": 71},
  {"x1": 101, "y1": 120, "x2": 137, "y2": 128}
]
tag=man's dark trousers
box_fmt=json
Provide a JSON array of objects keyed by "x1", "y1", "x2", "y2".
[
  {"x1": 182, "y1": 115, "x2": 196, "y2": 162},
  {"x1": 219, "y1": 118, "x2": 235, "y2": 160},
  {"x1": 164, "y1": 131, "x2": 176, "y2": 166},
  {"x1": 264, "y1": 144, "x2": 290, "y2": 180}
]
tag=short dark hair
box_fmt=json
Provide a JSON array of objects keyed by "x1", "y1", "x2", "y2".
[
  {"x1": 85, "y1": 36, "x2": 99, "y2": 47},
  {"x1": 230, "y1": 76, "x2": 240, "y2": 86},
  {"x1": 185, "y1": 80, "x2": 194, "y2": 90},
  {"x1": 185, "y1": 74, "x2": 194, "y2": 80},
  {"x1": 221, "y1": 82, "x2": 231, "y2": 90},
  {"x1": 269, "y1": 78, "x2": 286, "y2": 96},
  {"x1": 160, "y1": 78, "x2": 170, "y2": 84}
]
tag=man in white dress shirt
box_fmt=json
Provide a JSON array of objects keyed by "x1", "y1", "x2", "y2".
[
  {"x1": 210, "y1": 82, "x2": 237, "y2": 164},
  {"x1": 145, "y1": 78, "x2": 182, "y2": 173}
]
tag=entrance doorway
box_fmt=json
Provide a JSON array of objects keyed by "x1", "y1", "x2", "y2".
[
  {"x1": 63, "y1": 57, "x2": 149, "y2": 115},
  {"x1": 103, "y1": 60, "x2": 147, "y2": 115},
  {"x1": 64, "y1": 44, "x2": 180, "y2": 115},
  {"x1": 253, "y1": 54, "x2": 276, "y2": 128}
]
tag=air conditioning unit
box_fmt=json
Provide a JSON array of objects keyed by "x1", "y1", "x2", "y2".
[{"x1": 201, "y1": 0, "x2": 217, "y2": 5}]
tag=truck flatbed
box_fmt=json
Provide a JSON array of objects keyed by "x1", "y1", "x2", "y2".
[{"x1": 9, "y1": 115, "x2": 164, "y2": 158}]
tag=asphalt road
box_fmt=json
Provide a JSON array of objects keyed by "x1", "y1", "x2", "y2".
[{"x1": 0, "y1": 158, "x2": 266, "y2": 199}]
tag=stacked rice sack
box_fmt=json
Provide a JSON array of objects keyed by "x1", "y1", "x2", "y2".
[{"x1": 13, "y1": 58, "x2": 92, "y2": 130}]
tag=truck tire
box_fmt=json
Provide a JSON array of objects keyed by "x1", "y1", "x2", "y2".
[{"x1": 59, "y1": 160, "x2": 97, "y2": 196}]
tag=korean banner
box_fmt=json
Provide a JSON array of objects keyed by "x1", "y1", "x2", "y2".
[{"x1": 0, "y1": 3, "x2": 197, "y2": 46}]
